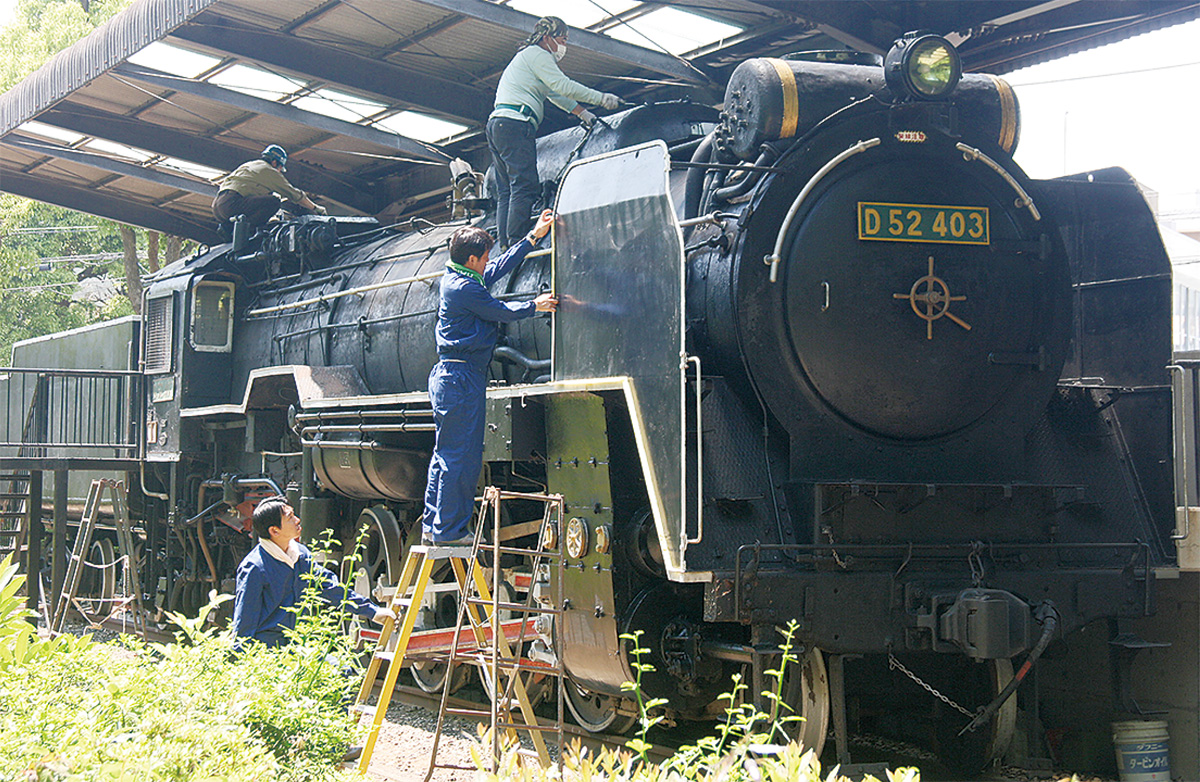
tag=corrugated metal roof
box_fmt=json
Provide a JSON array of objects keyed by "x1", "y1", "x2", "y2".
[{"x1": 1, "y1": 0, "x2": 1197, "y2": 243}]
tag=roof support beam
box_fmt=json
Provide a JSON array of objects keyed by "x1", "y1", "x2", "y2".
[
  {"x1": 112, "y1": 63, "x2": 452, "y2": 165},
  {"x1": 3, "y1": 133, "x2": 219, "y2": 197},
  {"x1": 169, "y1": 19, "x2": 493, "y2": 122},
  {"x1": 409, "y1": 0, "x2": 711, "y2": 84},
  {"x1": 34, "y1": 102, "x2": 375, "y2": 213},
  {"x1": 0, "y1": 169, "x2": 222, "y2": 244}
]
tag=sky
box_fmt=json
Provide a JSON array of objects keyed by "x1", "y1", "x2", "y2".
[
  {"x1": 0, "y1": 1, "x2": 1196, "y2": 213},
  {"x1": 1005, "y1": 17, "x2": 1200, "y2": 215}
]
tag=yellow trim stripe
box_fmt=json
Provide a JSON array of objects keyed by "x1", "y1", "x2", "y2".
[
  {"x1": 989, "y1": 74, "x2": 1018, "y2": 153},
  {"x1": 766, "y1": 58, "x2": 799, "y2": 139}
]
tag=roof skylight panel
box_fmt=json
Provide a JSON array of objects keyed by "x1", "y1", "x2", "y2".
[
  {"x1": 506, "y1": 0, "x2": 640, "y2": 30},
  {"x1": 603, "y1": 7, "x2": 743, "y2": 56},
  {"x1": 126, "y1": 41, "x2": 222, "y2": 78},
  {"x1": 291, "y1": 88, "x2": 388, "y2": 123},
  {"x1": 18, "y1": 122, "x2": 86, "y2": 145},
  {"x1": 208, "y1": 64, "x2": 307, "y2": 101},
  {"x1": 82, "y1": 138, "x2": 155, "y2": 163},
  {"x1": 157, "y1": 157, "x2": 225, "y2": 180},
  {"x1": 371, "y1": 111, "x2": 469, "y2": 143}
]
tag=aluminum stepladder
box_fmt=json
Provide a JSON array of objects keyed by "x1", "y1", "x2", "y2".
[
  {"x1": 49, "y1": 478, "x2": 145, "y2": 638},
  {"x1": 353, "y1": 488, "x2": 565, "y2": 778}
]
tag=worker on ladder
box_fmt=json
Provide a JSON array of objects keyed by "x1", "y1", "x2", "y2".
[{"x1": 420, "y1": 217, "x2": 557, "y2": 546}]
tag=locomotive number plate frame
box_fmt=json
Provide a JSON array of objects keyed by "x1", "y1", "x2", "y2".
[{"x1": 858, "y1": 202, "x2": 989, "y2": 245}]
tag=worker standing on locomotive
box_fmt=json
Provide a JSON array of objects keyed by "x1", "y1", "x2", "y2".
[
  {"x1": 421, "y1": 212, "x2": 558, "y2": 545},
  {"x1": 232, "y1": 496, "x2": 393, "y2": 648},
  {"x1": 487, "y1": 16, "x2": 620, "y2": 247},
  {"x1": 212, "y1": 144, "x2": 326, "y2": 236}
]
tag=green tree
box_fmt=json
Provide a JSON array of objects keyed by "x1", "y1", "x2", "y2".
[{"x1": 0, "y1": 0, "x2": 199, "y2": 362}]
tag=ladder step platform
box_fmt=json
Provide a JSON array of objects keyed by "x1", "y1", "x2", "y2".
[{"x1": 353, "y1": 487, "x2": 568, "y2": 778}]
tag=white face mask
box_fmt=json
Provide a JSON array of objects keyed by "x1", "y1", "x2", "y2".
[{"x1": 553, "y1": 43, "x2": 567, "y2": 62}]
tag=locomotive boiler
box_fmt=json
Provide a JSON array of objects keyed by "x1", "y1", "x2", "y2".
[{"x1": 73, "y1": 31, "x2": 1177, "y2": 769}]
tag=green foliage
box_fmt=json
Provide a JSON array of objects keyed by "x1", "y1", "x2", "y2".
[
  {"x1": 0, "y1": 552, "x2": 361, "y2": 782},
  {"x1": 0, "y1": 0, "x2": 133, "y2": 91},
  {"x1": 475, "y1": 620, "x2": 921, "y2": 782},
  {"x1": 0, "y1": 197, "x2": 135, "y2": 365},
  {"x1": 0, "y1": 0, "x2": 194, "y2": 364}
]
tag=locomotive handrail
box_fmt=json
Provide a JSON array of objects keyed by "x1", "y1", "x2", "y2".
[
  {"x1": 685, "y1": 355, "x2": 704, "y2": 548},
  {"x1": 765, "y1": 137, "x2": 882, "y2": 283},
  {"x1": 1168, "y1": 363, "x2": 1192, "y2": 541},
  {"x1": 246, "y1": 270, "x2": 445, "y2": 317},
  {"x1": 955, "y1": 143, "x2": 1041, "y2": 221}
]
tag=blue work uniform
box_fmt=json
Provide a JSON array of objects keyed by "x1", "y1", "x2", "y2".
[
  {"x1": 232, "y1": 541, "x2": 378, "y2": 647},
  {"x1": 422, "y1": 237, "x2": 540, "y2": 541}
]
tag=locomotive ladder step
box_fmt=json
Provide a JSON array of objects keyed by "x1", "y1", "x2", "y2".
[
  {"x1": 354, "y1": 487, "x2": 568, "y2": 779},
  {"x1": 463, "y1": 596, "x2": 561, "y2": 614}
]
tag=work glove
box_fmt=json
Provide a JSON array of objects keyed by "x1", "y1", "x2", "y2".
[
  {"x1": 600, "y1": 93, "x2": 621, "y2": 110},
  {"x1": 373, "y1": 606, "x2": 395, "y2": 624},
  {"x1": 314, "y1": 204, "x2": 328, "y2": 216},
  {"x1": 577, "y1": 109, "x2": 597, "y2": 128}
]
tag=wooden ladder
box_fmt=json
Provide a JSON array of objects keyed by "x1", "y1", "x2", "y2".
[
  {"x1": 49, "y1": 479, "x2": 145, "y2": 638},
  {"x1": 352, "y1": 488, "x2": 566, "y2": 778}
]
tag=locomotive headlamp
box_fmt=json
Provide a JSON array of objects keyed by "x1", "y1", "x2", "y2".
[{"x1": 885, "y1": 32, "x2": 961, "y2": 100}]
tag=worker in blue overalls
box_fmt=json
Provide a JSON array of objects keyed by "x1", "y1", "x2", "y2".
[{"x1": 422, "y1": 210, "x2": 558, "y2": 545}]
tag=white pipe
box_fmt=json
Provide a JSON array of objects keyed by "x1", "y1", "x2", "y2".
[{"x1": 764, "y1": 138, "x2": 881, "y2": 284}]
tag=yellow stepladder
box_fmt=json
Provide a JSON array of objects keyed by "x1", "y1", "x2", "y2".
[{"x1": 352, "y1": 488, "x2": 565, "y2": 778}]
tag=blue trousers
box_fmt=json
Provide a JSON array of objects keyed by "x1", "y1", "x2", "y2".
[
  {"x1": 486, "y1": 116, "x2": 539, "y2": 247},
  {"x1": 422, "y1": 361, "x2": 486, "y2": 541}
]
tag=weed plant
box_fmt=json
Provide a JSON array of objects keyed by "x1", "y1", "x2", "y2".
[
  {"x1": 0, "y1": 533, "x2": 367, "y2": 782},
  {"x1": 473, "y1": 621, "x2": 921, "y2": 782}
]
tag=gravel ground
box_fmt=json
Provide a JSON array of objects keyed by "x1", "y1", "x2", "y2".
[{"x1": 356, "y1": 699, "x2": 484, "y2": 781}]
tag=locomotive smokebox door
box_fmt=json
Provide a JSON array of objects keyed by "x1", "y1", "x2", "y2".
[{"x1": 552, "y1": 140, "x2": 694, "y2": 580}]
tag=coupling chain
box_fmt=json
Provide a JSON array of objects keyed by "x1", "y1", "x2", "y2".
[{"x1": 888, "y1": 652, "x2": 974, "y2": 719}]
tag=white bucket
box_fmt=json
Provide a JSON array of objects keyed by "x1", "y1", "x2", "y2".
[{"x1": 1112, "y1": 720, "x2": 1171, "y2": 782}]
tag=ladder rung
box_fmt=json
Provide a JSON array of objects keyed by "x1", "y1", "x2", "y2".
[
  {"x1": 465, "y1": 597, "x2": 560, "y2": 615},
  {"x1": 411, "y1": 544, "x2": 477, "y2": 559},
  {"x1": 432, "y1": 763, "x2": 477, "y2": 772},
  {"x1": 445, "y1": 707, "x2": 492, "y2": 719},
  {"x1": 494, "y1": 545, "x2": 560, "y2": 558},
  {"x1": 471, "y1": 658, "x2": 561, "y2": 674},
  {"x1": 351, "y1": 704, "x2": 377, "y2": 718},
  {"x1": 373, "y1": 651, "x2": 395, "y2": 663},
  {"x1": 498, "y1": 721, "x2": 559, "y2": 733}
]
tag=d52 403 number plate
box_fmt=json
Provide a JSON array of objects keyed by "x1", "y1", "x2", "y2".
[{"x1": 857, "y1": 202, "x2": 989, "y2": 245}]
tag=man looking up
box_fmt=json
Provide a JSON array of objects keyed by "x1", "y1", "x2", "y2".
[
  {"x1": 422, "y1": 211, "x2": 558, "y2": 546},
  {"x1": 487, "y1": 16, "x2": 620, "y2": 247},
  {"x1": 232, "y1": 496, "x2": 393, "y2": 647}
]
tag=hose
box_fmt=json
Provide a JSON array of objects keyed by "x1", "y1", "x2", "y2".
[
  {"x1": 683, "y1": 132, "x2": 716, "y2": 220},
  {"x1": 960, "y1": 601, "x2": 1059, "y2": 735}
]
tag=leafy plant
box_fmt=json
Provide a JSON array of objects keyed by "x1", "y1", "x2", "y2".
[
  {"x1": 473, "y1": 619, "x2": 921, "y2": 782},
  {"x1": 0, "y1": 550, "x2": 362, "y2": 781}
]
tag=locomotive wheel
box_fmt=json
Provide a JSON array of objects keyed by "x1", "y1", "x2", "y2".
[
  {"x1": 932, "y1": 658, "x2": 1016, "y2": 774},
  {"x1": 768, "y1": 646, "x2": 831, "y2": 758},
  {"x1": 77, "y1": 539, "x2": 115, "y2": 622},
  {"x1": 564, "y1": 679, "x2": 638, "y2": 734},
  {"x1": 351, "y1": 507, "x2": 403, "y2": 604},
  {"x1": 410, "y1": 574, "x2": 470, "y2": 695}
]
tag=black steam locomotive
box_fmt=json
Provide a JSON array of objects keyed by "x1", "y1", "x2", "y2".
[{"x1": 39, "y1": 33, "x2": 1178, "y2": 768}]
